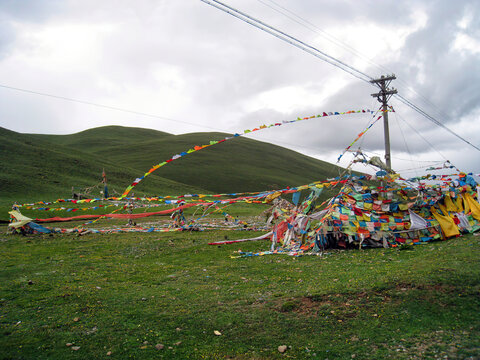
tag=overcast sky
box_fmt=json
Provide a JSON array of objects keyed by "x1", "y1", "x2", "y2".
[{"x1": 0, "y1": 0, "x2": 479, "y2": 177}]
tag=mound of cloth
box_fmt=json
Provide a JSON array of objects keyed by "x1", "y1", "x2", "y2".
[
  {"x1": 7, "y1": 173, "x2": 480, "y2": 249},
  {"x1": 235, "y1": 173, "x2": 480, "y2": 256}
]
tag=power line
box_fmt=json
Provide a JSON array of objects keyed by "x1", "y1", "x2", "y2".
[
  {"x1": 0, "y1": 81, "x2": 375, "y2": 166},
  {"x1": 393, "y1": 111, "x2": 449, "y2": 162},
  {"x1": 199, "y1": 0, "x2": 373, "y2": 83},
  {"x1": 257, "y1": 0, "x2": 388, "y2": 75},
  {"x1": 394, "y1": 94, "x2": 480, "y2": 152},
  {"x1": 257, "y1": 0, "x2": 454, "y2": 124},
  {"x1": 200, "y1": 0, "x2": 480, "y2": 154},
  {"x1": 0, "y1": 83, "x2": 222, "y2": 132}
]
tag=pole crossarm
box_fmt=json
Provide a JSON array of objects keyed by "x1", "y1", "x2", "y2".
[{"x1": 369, "y1": 75, "x2": 398, "y2": 170}]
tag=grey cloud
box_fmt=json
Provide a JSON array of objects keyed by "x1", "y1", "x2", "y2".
[
  {"x1": 0, "y1": 0, "x2": 64, "y2": 22},
  {"x1": 0, "y1": 22, "x2": 15, "y2": 60}
]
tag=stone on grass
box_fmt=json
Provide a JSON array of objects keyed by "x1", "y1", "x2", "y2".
[
  {"x1": 71, "y1": 346, "x2": 80, "y2": 351},
  {"x1": 278, "y1": 345, "x2": 287, "y2": 353},
  {"x1": 214, "y1": 330, "x2": 222, "y2": 336},
  {"x1": 155, "y1": 344, "x2": 164, "y2": 350}
]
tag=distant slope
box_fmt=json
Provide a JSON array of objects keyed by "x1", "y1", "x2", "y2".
[
  {"x1": 29, "y1": 126, "x2": 344, "y2": 194},
  {"x1": 30, "y1": 125, "x2": 171, "y2": 154},
  {"x1": 0, "y1": 127, "x2": 205, "y2": 203},
  {"x1": 3, "y1": 125, "x2": 345, "y2": 202},
  {"x1": 95, "y1": 132, "x2": 343, "y2": 193}
]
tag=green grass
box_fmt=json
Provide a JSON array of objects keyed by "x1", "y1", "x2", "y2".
[
  {"x1": 0, "y1": 127, "x2": 206, "y2": 205},
  {"x1": 1, "y1": 229, "x2": 479, "y2": 359}
]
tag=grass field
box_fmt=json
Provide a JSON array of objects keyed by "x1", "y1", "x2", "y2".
[{"x1": 1, "y1": 228, "x2": 479, "y2": 359}]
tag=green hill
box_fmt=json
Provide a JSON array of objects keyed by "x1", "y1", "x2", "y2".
[
  {"x1": 2, "y1": 125, "x2": 344, "y2": 203},
  {"x1": 31, "y1": 125, "x2": 171, "y2": 153},
  {"x1": 0, "y1": 126, "x2": 204, "y2": 204}
]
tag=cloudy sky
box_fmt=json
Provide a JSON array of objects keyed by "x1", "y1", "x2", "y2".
[{"x1": 0, "y1": 0, "x2": 479, "y2": 177}]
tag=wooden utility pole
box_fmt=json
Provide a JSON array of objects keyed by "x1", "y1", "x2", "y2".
[{"x1": 370, "y1": 75, "x2": 397, "y2": 170}]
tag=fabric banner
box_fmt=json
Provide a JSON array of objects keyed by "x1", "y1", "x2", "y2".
[
  {"x1": 35, "y1": 203, "x2": 199, "y2": 223},
  {"x1": 208, "y1": 231, "x2": 273, "y2": 245},
  {"x1": 408, "y1": 209, "x2": 428, "y2": 230}
]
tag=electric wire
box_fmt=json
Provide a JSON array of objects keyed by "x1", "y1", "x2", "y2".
[
  {"x1": 0, "y1": 83, "x2": 222, "y2": 132},
  {"x1": 201, "y1": 0, "x2": 480, "y2": 155},
  {"x1": 257, "y1": 0, "x2": 390, "y2": 76},
  {"x1": 199, "y1": 0, "x2": 373, "y2": 83},
  {"x1": 2, "y1": 0, "x2": 478, "y2": 167},
  {"x1": 0, "y1": 81, "x2": 375, "y2": 171},
  {"x1": 258, "y1": 0, "x2": 455, "y2": 126},
  {"x1": 394, "y1": 94, "x2": 480, "y2": 152},
  {"x1": 394, "y1": 111, "x2": 449, "y2": 163},
  {"x1": 392, "y1": 110, "x2": 419, "y2": 177}
]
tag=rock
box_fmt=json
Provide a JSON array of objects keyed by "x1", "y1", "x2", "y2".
[
  {"x1": 155, "y1": 344, "x2": 164, "y2": 350},
  {"x1": 214, "y1": 330, "x2": 222, "y2": 336},
  {"x1": 73, "y1": 317, "x2": 80, "y2": 322},
  {"x1": 143, "y1": 341, "x2": 149, "y2": 345},
  {"x1": 71, "y1": 346, "x2": 80, "y2": 351},
  {"x1": 176, "y1": 327, "x2": 182, "y2": 331},
  {"x1": 278, "y1": 345, "x2": 287, "y2": 353},
  {"x1": 86, "y1": 326, "x2": 98, "y2": 335},
  {"x1": 174, "y1": 341, "x2": 182, "y2": 346},
  {"x1": 106, "y1": 351, "x2": 112, "y2": 356},
  {"x1": 66, "y1": 343, "x2": 73, "y2": 347}
]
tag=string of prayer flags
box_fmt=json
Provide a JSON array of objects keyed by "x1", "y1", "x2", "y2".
[
  {"x1": 337, "y1": 115, "x2": 383, "y2": 163},
  {"x1": 119, "y1": 108, "x2": 376, "y2": 199}
]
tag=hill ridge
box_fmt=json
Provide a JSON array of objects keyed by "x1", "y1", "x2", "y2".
[{"x1": 0, "y1": 125, "x2": 344, "y2": 201}]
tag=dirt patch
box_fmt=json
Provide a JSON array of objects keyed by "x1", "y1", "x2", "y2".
[{"x1": 393, "y1": 282, "x2": 456, "y2": 292}]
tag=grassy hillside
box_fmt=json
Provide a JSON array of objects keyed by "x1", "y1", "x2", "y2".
[
  {"x1": 28, "y1": 126, "x2": 344, "y2": 194},
  {"x1": 0, "y1": 127, "x2": 204, "y2": 204},
  {"x1": 31, "y1": 126, "x2": 171, "y2": 154}
]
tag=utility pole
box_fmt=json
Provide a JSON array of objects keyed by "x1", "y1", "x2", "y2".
[{"x1": 370, "y1": 75, "x2": 397, "y2": 171}]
